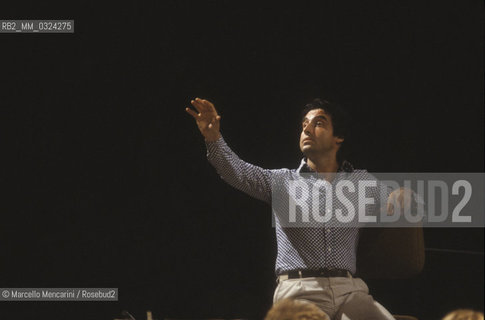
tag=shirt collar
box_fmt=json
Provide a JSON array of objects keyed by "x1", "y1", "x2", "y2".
[{"x1": 297, "y1": 158, "x2": 354, "y2": 173}]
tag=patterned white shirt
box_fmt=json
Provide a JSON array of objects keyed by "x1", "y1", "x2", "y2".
[{"x1": 206, "y1": 136, "x2": 391, "y2": 275}]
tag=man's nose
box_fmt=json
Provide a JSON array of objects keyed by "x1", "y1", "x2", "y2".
[{"x1": 303, "y1": 123, "x2": 313, "y2": 136}]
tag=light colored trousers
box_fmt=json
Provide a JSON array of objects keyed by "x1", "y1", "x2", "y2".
[{"x1": 273, "y1": 276, "x2": 395, "y2": 320}]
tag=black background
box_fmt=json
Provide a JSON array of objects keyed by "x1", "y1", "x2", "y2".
[{"x1": 0, "y1": 1, "x2": 483, "y2": 319}]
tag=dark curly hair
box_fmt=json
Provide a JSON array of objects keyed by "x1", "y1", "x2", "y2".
[{"x1": 300, "y1": 98, "x2": 351, "y2": 162}]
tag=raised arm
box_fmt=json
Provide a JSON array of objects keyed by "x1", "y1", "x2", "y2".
[{"x1": 186, "y1": 98, "x2": 272, "y2": 203}]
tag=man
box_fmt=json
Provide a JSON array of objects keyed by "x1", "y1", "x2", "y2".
[{"x1": 186, "y1": 97, "x2": 408, "y2": 320}]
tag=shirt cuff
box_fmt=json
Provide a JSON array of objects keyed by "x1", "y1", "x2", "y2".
[{"x1": 205, "y1": 135, "x2": 226, "y2": 155}]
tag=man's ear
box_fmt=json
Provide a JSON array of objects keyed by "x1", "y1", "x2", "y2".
[{"x1": 335, "y1": 136, "x2": 344, "y2": 145}]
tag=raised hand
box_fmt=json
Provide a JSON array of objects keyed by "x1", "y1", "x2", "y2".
[{"x1": 185, "y1": 97, "x2": 221, "y2": 142}]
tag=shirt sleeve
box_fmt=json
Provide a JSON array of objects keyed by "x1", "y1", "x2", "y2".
[{"x1": 205, "y1": 136, "x2": 272, "y2": 204}]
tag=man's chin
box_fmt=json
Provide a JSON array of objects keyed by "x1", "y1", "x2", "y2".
[{"x1": 301, "y1": 146, "x2": 315, "y2": 156}]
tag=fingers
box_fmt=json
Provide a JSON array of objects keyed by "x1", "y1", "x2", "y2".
[
  {"x1": 387, "y1": 202, "x2": 394, "y2": 215},
  {"x1": 207, "y1": 115, "x2": 221, "y2": 129},
  {"x1": 191, "y1": 98, "x2": 205, "y2": 112},
  {"x1": 397, "y1": 191, "x2": 404, "y2": 208},
  {"x1": 185, "y1": 107, "x2": 199, "y2": 119},
  {"x1": 387, "y1": 190, "x2": 399, "y2": 215},
  {"x1": 397, "y1": 188, "x2": 412, "y2": 209},
  {"x1": 192, "y1": 97, "x2": 217, "y2": 113},
  {"x1": 387, "y1": 188, "x2": 414, "y2": 216},
  {"x1": 200, "y1": 98, "x2": 217, "y2": 112},
  {"x1": 189, "y1": 97, "x2": 218, "y2": 121}
]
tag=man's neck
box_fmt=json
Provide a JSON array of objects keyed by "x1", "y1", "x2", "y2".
[{"x1": 306, "y1": 154, "x2": 339, "y2": 181}]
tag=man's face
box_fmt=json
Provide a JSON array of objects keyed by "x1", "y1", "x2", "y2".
[{"x1": 299, "y1": 108, "x2": 343, "y2": 157}]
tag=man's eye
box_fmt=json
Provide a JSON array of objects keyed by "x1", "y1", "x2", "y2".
[{"x1": 316, "y1": 121, "x2": 324, "y2": 126}]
